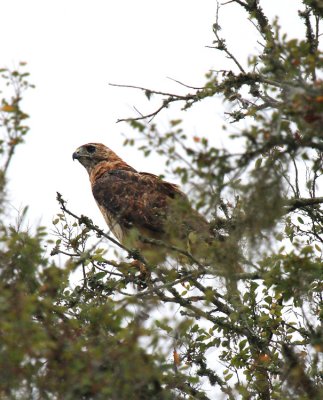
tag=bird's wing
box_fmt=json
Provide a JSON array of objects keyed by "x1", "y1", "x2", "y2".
[{"x1": 92, "y1": 169, "x2": 185, "y2": 236}]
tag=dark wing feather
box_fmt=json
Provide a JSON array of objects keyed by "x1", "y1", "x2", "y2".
[{"x1": 92, "y1": 169, "x2": 185, "y2": 235}]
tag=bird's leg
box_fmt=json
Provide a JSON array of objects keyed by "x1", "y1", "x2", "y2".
[{"x1": 131, "y1": 260, "x2": 151, "y2": 290}]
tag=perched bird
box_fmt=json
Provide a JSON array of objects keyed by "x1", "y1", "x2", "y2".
[{"x1": 72, "y1": 143, "x2": 213, "y2": 264}]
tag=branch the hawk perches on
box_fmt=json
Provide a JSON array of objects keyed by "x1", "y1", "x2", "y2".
[{"x1": 72, "y1": 143, "x2": 218, "y2": 264}]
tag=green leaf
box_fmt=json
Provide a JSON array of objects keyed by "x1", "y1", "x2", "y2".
[
  {"x1": 94, "y1": 271, "x2": 107, "y2": 279},
  {"x1": 155, "y1": 320, "x2": 172, "y2": 334},
  {"x1": 255, "y1": 157, "x2": 263, "y2": 169},
  {"x1": 170, "y1": 119, "x2": 182, "y2": 127},
  {"x1": 224, "y1": 373, "x2": 233, "y2": 381}
]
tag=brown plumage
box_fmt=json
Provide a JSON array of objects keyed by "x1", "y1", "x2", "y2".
[{"x1": 73, "y1": 143, "x2": 212, "y2": 263}]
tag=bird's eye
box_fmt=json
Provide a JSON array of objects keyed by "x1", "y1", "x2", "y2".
[{"x1": 86, "y1": 145, "x2": 96, "y2": 153}]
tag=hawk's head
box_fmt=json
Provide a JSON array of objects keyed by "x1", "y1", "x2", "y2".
[
  {"x1": 73, "y1": 143, "x2": 134, "y2": 183},
  {"x1": 72, "y1": 143, "x2": 115, "y2": 171}
]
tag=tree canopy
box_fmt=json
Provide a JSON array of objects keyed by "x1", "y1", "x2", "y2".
[{"x1": 0, "y1": 1, "x2": 322, "y2": 399}]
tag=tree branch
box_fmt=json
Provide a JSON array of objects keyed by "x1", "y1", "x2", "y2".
[
  {"x1": 109, "y1": 82, "x2": 212, "y2": 122},
  {"x1": 56, "y1": 192, "x2": 148, "y2": 264},
  {"x1": 286, "y1": 197, "x2": 323, "y2": 213}
]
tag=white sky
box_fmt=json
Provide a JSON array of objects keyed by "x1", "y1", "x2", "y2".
[{"x1": 1, "y1": 0, "x2": 304, "y2": 231}]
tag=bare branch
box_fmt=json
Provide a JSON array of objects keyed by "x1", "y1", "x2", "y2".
[
  {"x1": 109, "y1": 82, "x2": 204, "y2": 123},
  {"x1": 212, "y1": 3, "x2": 246, "y2": 74}
]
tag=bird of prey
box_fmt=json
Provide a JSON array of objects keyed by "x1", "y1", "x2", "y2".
[{"x1": 72, "y1": 143, "x2": 214, "y2": 264}]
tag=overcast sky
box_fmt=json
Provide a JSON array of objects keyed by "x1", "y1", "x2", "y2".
[{"x1": 1, "y1": 0, "x2": 304, "y2": 231}]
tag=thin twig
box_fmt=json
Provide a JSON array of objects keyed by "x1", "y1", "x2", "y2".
[{"x1": 56, "y1": 192, "x2": 147, "y2": 264}]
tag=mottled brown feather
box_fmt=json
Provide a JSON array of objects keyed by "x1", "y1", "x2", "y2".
[{"x1": 92, "y1": 169, "x2": 183, "y2": 234}]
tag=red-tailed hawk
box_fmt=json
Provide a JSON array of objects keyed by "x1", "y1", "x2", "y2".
[{"x1": 72, "y1": 143, "x2": 213, "y2": 264}]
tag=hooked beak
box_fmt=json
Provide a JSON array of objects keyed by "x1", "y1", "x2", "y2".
[{"x1": 72, "y1": 151, "x2": 80, "y2": 161}]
